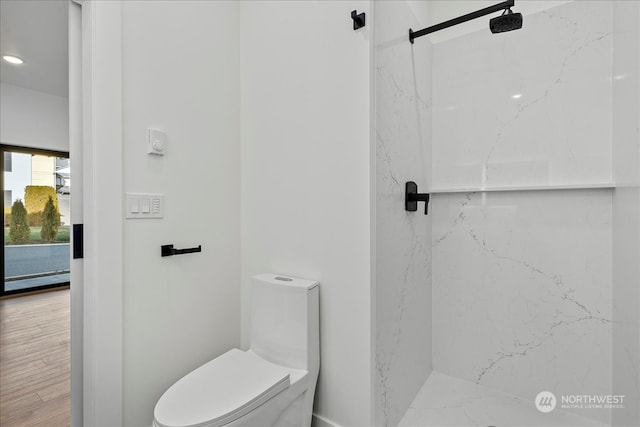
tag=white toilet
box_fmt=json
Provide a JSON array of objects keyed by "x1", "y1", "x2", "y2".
[{"x1": 153, "y1": 273, "x2": 319, "y2": 427}]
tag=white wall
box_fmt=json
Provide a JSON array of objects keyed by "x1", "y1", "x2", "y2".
[
  {"x1": 0, "y1": 82, "x2": 69, "y2": 152},
  {"x1": 240, "y1": 1, "x2": 372, "y2": 426},
  {"x1": 121, "y1": 2, "x2": 240, "y2": 425},
  {"x1": 4, "y1": 153, "x2": 31, "y2": 203}
]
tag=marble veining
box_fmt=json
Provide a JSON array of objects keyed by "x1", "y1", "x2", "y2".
[
  {"x1": 375, "y1": 1, "x2": 433, "y2": 425},
  {"x1": 375, "y1": 1, "x2": 636, "y2": 426},
  {"x1": 483, "y1": 28, "x2": 611, "y2": 185},
  {"x1": 432, "y1": 190, "x2": 613, "y2": 424},
  {"x1": 432, "y1": 1, "x2": 613, "y2": 190},
  {"x1": 428, "y1": 5, "x2": 618, "y2": 424}
]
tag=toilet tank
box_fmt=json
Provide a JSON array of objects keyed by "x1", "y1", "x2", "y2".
[{"x1": 250, "y1": 274, "x2": 319, "y2": 373}]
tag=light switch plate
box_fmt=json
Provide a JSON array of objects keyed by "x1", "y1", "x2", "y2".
[{"x1": 126, "y1": 193, "x2": 164, "y2": 219}]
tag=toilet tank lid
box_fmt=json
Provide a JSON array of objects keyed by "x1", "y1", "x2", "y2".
[
  {"x1": 153, "y1": 349, "x2": 290, "y2": 427},
  {"x1": 253, "y1": 273, "x2": 319, "y2": 290}
]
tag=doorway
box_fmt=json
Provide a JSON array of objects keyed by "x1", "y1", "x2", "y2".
[
  {"x1": 0, "y1": 0, "x2": 73, "y2": 425},
  {"x1": 1, "y1": 145, "x2": 71, "y2": 296}
]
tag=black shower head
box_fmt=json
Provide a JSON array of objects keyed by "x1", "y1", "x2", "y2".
[
  {"x1": 490, "y1": 7, "x2": 523, "y2": 33},
  {"x1": 409, "y1": 0, "x2": 522, "y2": 43}
]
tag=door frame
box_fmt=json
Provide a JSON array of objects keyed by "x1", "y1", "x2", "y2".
[{"x1": 70, "y1": 1, "x2": 124, "y2": 425}]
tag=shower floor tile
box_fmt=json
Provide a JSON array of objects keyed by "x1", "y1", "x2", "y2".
[{"x1": 398, "y1": 372, "x2": 608, "y2": 427}]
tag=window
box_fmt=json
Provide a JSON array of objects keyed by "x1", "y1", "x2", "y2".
[{"x1": 1, "y1": 145, "x2": 70, "y2": 295}]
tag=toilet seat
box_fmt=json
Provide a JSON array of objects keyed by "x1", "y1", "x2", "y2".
[{"x1": 153, "y1": 349, "x2": 291, "y2": 427}]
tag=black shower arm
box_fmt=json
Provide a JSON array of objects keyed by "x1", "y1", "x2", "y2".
[{"x1": 409, "y1": 0, "x2": 514, "y2": 43}]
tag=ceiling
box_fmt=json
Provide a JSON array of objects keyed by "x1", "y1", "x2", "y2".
[{"x1": 0, "y1": 0, "x2": 69, "y2": 98}]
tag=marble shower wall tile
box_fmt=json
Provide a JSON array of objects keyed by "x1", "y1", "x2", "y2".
[
  {"x1": 399, "y1": 372, "x2": 608, "y2": 427},
  {"x1": 612, "y1": 2, "x2": 640, "y2": 426},
  {"x1": 375, "y1": 1, "x2": 432, "y2": 426},
  {"x1": 432, "y1": 190, "x2": 613, "y2": 424},
  {"x1": 432, "y1": 1, "x2": 613, "y2": 189}
]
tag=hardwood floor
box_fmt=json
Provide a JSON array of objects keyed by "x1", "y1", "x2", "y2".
[{"x1": 0, "y1": 290, "x2": 70, "y2": 426}]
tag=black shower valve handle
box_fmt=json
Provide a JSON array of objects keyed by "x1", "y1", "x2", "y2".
[{"x1": 405, "y1": 181, "x2": 430, "y2": 215}]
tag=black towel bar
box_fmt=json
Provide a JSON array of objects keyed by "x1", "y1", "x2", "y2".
[{"x1": 161, "y1": 244, "x2": 202, "y2": 257}]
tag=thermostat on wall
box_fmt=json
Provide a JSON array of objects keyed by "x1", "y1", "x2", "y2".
[{"x1": 148, "y1": 128, "x2": 167, "y2": 155}]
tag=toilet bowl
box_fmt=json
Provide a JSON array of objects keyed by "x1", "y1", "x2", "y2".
[{"x1": 153, "y1": 274, "x2": 319, "y2": 427}]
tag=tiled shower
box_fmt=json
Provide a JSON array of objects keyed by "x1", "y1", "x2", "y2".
[{"x1": 374, "y1": 1, "x2": 639, "y2": 426}]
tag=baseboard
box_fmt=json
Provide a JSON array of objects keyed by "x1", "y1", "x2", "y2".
[{"x1": 312, "y1": 413, "x2": 342, "y2": 427}]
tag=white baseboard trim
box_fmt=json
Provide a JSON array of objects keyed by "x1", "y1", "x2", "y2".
[{"x1": 312, "y1": 413, "x2": 342, "y2": 427}]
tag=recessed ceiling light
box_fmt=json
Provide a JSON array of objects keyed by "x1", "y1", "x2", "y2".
[
  {"x1": 511, "y1": 93, "x2": 522, "y2": 99},
  {"x1": 2, "y1": 55, "x2": 24, "y2": 65}
]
